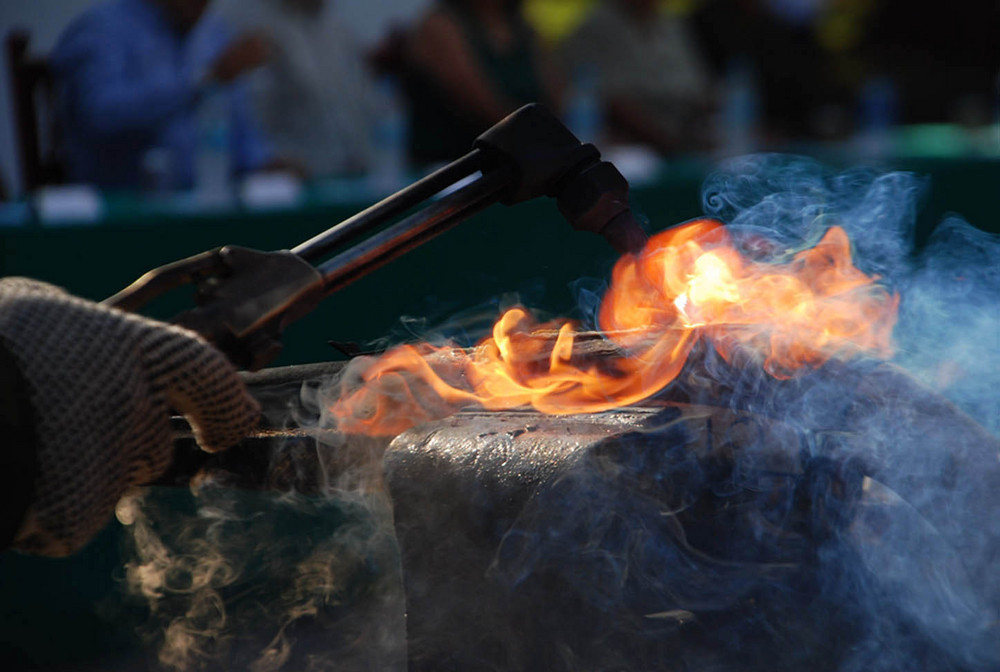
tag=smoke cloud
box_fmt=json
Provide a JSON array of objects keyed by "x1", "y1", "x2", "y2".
[
  {"x1": 116, "y1": 380, "x2": 407, "y2": 671},
  {"x1": 690, "y1": 155, "x2": 1000, "y2": 669},
  {"x1": 119, "y1": 154, "x2": 998, "y2": 671}
]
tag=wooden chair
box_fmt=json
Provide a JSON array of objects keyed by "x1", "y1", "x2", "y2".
[{"x1": 5, "y1": 29, "x2": 64, "y2": 192}]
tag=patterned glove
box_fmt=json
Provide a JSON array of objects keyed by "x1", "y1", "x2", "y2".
[{"x1": 0, "y1": 278, "x2": 260, "y2": 556}]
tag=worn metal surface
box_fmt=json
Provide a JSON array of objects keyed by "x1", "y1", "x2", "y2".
[
  {"x1": 383, "y1": 404, "x2": 851, "y2": 672},
  {"x1": 161, "y1": 359, "x2": 1000, "y2": 671}
]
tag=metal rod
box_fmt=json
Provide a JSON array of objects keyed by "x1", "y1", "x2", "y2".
[
  {"x1": 318, "y1": 167, "x2": 512, "y2": 295},
  {"x1": 102, "y1": 249, "x2": 226, "y2": 311},
  {"x1": 291, "y1": 149, "x2": 485, "y2": 263}
]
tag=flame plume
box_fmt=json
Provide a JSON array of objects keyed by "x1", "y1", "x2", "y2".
[{"x1": 331, "y1": 219, "x2": 898, "y2": 436}]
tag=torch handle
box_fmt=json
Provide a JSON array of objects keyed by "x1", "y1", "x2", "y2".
[
  {"x1": 106, "y1": 104, "x2": 646, "y2": 371},
  {"x1": 317, "y1": 166, "x2": 513, "y2": 295},
  {"x1": 291, "y1": 149, "x2": 485, "y2": 263}
]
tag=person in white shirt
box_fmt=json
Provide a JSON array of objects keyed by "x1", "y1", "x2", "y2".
[{"x1": 220, "y1": 0, "x2": 378, "y2": 177}]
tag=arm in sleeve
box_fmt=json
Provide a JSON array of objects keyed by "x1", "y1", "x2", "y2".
[{"x1": 51, "y1": 16, "x2": 200, "y2": 136}]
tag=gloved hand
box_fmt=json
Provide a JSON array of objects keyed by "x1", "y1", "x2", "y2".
[{"x1": 0, "y1": 278, "x2": 260, "y2": 556}]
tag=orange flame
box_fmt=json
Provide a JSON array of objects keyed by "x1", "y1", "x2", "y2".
[{"x1": 331, "y1": 219, "x2": 898, "y2": 435}]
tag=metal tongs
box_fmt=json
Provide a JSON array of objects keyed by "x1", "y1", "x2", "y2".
[{"x1": 104, "y1": 104, "x2": 648, "y2": 370}]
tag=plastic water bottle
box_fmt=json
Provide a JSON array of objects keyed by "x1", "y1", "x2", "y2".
[
  {"x1": 195, "y1": 85, "x2": 233, "y2": 206},
  {"x1": 141, "y1": 147, "x2": 172, "y2": 199},
  {"x1": 856, "y1": 75, "x2": 898, "y2": 160},
  {"x1": 720, "y1": 59, "x2": 759, "y2": 157},
  {"x1": 369, "y1": 75, "x2": 408, "y2": 194},
  {"x1": 566, "y1": 65, "x2": 603, "y2": 144}
]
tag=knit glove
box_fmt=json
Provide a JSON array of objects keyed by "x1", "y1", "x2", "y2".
[{"x1": 0, "y1": 278, "x2": 260, "y2": 556}]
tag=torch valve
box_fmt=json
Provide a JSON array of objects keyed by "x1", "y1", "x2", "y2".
[{"x1": 475, "y1": 104, "x2": 645, "y2": 254}]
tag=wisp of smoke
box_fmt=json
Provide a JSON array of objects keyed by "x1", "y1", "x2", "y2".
[{"x1": 116, "y1": 382, "x2": 407, "y2": 671}]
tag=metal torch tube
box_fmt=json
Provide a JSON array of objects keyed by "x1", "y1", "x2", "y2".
[
  {"x1": 317, "y1": 167, "x2": 512, "y2": 296},
  {"x1": 291, "y1": 149, "x2": 485, "y2": 263}
]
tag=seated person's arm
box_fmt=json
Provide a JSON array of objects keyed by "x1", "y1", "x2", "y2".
[
  {"x1": 54, "y1": 20, "x2": 272, "y2": 138},
  {"x1": 559, "y1": 16, "x2": 709, "y2": 155},
  {"x1": 52, "y1": 19, "x2": 201, "y2": 136},
  {"x1": 407, "y1": 9, "x2": 511, "y2": 125}
]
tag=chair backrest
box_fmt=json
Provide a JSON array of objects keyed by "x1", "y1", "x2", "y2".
[{"x1": 5, "y1": 29, "x2": 64, "y2": 192}]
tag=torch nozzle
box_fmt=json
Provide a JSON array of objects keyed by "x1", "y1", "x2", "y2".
[
  {"x1": 551, "y1": 156, "x2": 647, "y2": 255},
  {"x1": 601, "y1": 210, "x2": 649, "y2": 256},
  {"x1": 474, "y1": 104, "x2": 647, "y2": 255}
]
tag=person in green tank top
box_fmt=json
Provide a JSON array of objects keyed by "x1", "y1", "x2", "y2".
[{"x1": 403, "y1": 0, "x2": 563, "y2": 166}]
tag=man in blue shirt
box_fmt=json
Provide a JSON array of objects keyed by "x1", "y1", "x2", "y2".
[{"x1": 51, "y1": 0, "x2": 279, "y2": 189}]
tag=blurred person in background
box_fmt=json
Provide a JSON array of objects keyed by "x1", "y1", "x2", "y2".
[
  {"x1": 691, "y1": 0, "x2": 848, "y2": 144},
  {"x1": 219, "y1": 0, "x2": 378, "y2": 178},
  {"x1": 403, "y1": 0, "x2": 563, "y2": 167},
  {"x1": 856, "y1": 0, "x2": 999, "y2": 128},
  {"x1": 560, "y1": 0, "x2": 716, "y2": 155},
  {"x1": 693, "y1": 0, "x2": 999, "y2": 146},
  {"x1": 50, "y1": 0, "x2": 289, "y2": 190}
]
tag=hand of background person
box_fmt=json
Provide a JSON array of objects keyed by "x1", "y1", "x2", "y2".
[
  {"x1": 0, "y1": 278, "x2": 260, "y2": 556},
  {"x1": 261, "y1": 156, "x2": 310, "y2": 181},
  {"x1": 210, "y1": 31, "x2": 273, "y2": 83}
]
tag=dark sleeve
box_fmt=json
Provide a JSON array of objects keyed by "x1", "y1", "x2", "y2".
[{"x1": 0, "y1": 336, "x2": 39, "y2": 551}]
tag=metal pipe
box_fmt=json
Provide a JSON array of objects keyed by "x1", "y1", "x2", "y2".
[
  {"x1": 291, "y1": 149, "x2": 485, "y2": 263},
  {"x1": 318, "y1": 167, "x2": 512, "y2": 295}
]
